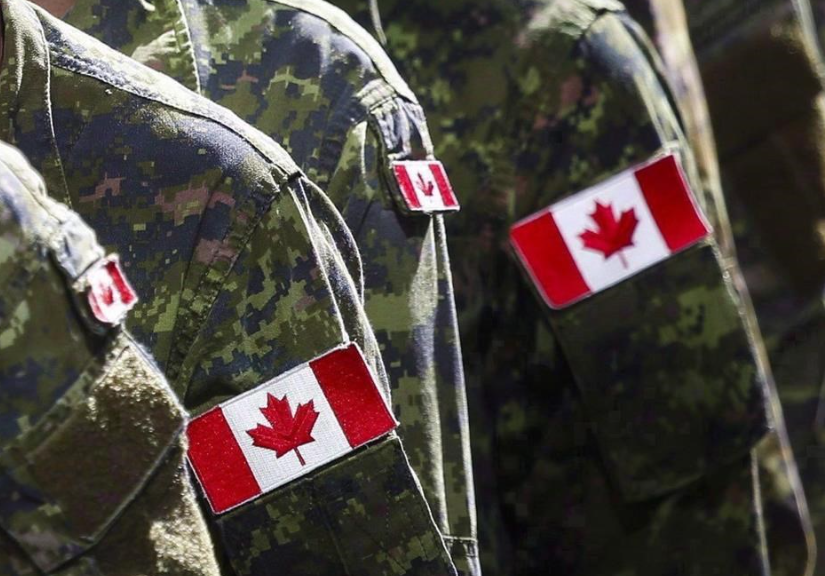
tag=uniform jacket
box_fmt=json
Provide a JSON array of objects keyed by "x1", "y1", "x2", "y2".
[
  {"x1": 681, "y1": 1, "x2": 825, "y2": 572},
  {"x1": 0, "y1": 1, "x2": 456, "y2": 574},
  {"x1": 334, "y1": 0, "x2": 788, "y2": 573},
  {"x1": 60, "y1": 2, "x2": 479, "y2": 572},
  {"x1": 0, "y1": 140, "x2": 221, "y2": 575}
]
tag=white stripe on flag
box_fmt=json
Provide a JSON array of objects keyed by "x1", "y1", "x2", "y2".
[
  {"x1": 186, "y1": 343, "x2": 397, "y2": 514},
  {"x1": 221, "y1": 366, "x2": 351, "y2": 495},
  {"x1": 553, "y1": 170, "x2": 670, "y2": 292}
]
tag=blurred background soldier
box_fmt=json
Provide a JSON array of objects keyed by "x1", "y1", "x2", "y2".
[
  {"x1": 610, "y1": 3, "x2": 819, "y2": 574},
  {"x1": 51, "y1": 1, "x2": 479, "y2": 573},
  {"x1": 621, "y1": 3, "x2": 820, "y2": 573},
  {"x1": 0, "y1": 140, "x2": 220, "y2": 576},
  {"x1": 626, "y1": 0, "x2": 825, "y2": 572},
  {"x1": 334, "y1": 0, "x2": 806, "y2": 573},
  {"x1": 0, "y1": 0, "x2": 456, "y2": 574}
]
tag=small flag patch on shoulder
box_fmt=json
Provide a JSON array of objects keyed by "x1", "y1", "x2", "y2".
[
  {"x1": 392, "y1": 160, "x2": 460, "y2": 213},
  {"x1": 186, "y1": 344, "x2": 397, "y2": 514},
  {"x1": 510, "y1": 154, "x2": 711, "y2": 309},
  {"x1": 85, "y1": 255, "x2": 138, "y2": 326}
]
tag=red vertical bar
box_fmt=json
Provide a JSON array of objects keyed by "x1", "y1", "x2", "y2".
[
  {"x1": 510, "y1": 210, "x2": 590, "y2": 309},
  {"x1": 187, "y1": 408, "x2": 261, "y2": 514},
  {"x1": 392, "y1": 164, "x2": 422, "y2": 209},
  {"x1": 310, "y1": 345, "x2": 396, "y2": 448},
  {"x1": 105, "y1": 258, "x2": 137, "y2": 305},
  {"x1": 635, "y1": 155, "x2": 710, "y2": 252},
  {"x1": 430, "y1": 162, "x2": 459, "y2": 209}
]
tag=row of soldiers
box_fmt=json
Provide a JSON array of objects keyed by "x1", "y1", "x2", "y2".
[{"x1": 3, "y1": 0, "x2": 825, "y2": 574}]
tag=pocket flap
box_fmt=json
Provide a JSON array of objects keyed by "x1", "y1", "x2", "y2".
[{"x1": 0, "y1": 340, "x2": 184, "y2": 572}]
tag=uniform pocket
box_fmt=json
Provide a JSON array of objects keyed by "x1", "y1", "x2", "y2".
[{"x1": 0, "y1": 337, "x2": 184, "y2": 573}]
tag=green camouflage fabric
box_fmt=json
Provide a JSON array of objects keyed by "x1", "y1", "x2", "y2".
[
  {"x1": 0, "y1": 1, "x2": 457, "y2": 574},
  {"x1": 333, "y1": 0, "x2": 806, "y2": 573},
  {"x1": 679, "y1": 1, "x2": 825, "y2": 573},
  {"x1": 59, "y1": 0, "x2": 478, "y2": 572},
  {"x1": 0, "y1": 140, "x2": 221, "y2": 575},
  {"x1": 610, "y1": 5, "x2": 817, "y2": 575}
]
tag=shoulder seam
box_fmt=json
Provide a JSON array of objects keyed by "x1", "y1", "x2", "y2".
[
  {"x1": 263, "y1": 0, "x2": 417, "y2": 103},
  {"x1": 46, "y1": 43, "x2": 300, "y2": 190}
]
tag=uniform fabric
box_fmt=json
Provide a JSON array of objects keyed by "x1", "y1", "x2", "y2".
[
  {"x1": 333, "y1": 0, "x2": 794, "y2": 573},
  {"x1": 0, "y1": 2, "x2": 455, "y2": 573},
  {"x1": 61, "y1": 0, "x2": 479, "y2": 572},
  {"x1": 0, "y1": 139, "x2": 221, "y2": 575},
  {"x1": 670, "y1": 1, "x2": 825, "y2": 573}
]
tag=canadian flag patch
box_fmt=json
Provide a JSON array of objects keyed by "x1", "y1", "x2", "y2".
[
  {"x1": 186, "y1": 344, "x2": 397, "y2": 514},
  {"x1": 85, "y1": 255, "x2": 138, "y2": 325},
  {"x1": 392, "y1": 160, "x2": 460, "y2": 213},
  {"x1": 510, "y1": 154, "x2": 711, "y2": 309}
]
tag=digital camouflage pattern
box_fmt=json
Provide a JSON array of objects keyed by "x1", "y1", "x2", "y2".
[
  {"x1": 610, "y1": 5, "x2": 817, "y2": 575},
  {"x1": 0, "y1": 1, "x2": 457, "y2": 574},
  {"x1": 60, "y1": 0, "x2": 478, "y2": 572},
  {"x1": 0, "y1": 140, "x2": 221, "y2": 575},
  {"x1": 677, "y1": 0, "x2": 825, "y2": 572},
  {"x1": 333, "y1": 0, "x2": 802, "y2": 573}
]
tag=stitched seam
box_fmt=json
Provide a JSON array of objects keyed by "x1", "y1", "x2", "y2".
[
  {"x1": 442, "y1": 535, "x2": 479, "y2": 558},
  {"x1": 34, "y1": 12, "x2": 72, "y2": 210},
  {"x1": 167, "y1": 178, "x2": 275, "y2": 386},
  {"x1": 309, "y1": 481, "x2": 353, "y2": 575},
  {"x1": 260, "y1": 0, "x2": 417, "y2": 102},
  {"x1": 316, "y1": 82, "x2": 398, "y2": 179},
  {"x1": 46, "y1": 49, "x2": 296, "y2": 188},
  {"x1": 169, "y1": 0, "x2": 202, "y2": 94}
]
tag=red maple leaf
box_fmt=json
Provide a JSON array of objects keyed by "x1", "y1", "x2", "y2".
[
  {"x1": 246, "y1": 394, "x2": 320, "y2": 466},
  {"x1": 578, "y1": 201, "x2": 639, "y2": 268},
  {"x1": 416, "y1": 173, "x2": 435, "y2": 197}
]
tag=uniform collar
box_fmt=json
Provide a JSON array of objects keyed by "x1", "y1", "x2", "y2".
[{"x1": 0, "y1": 0, "x2": 70, "y2": 205}]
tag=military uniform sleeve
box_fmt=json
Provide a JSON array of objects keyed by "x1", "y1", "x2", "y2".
[
  {"x1": 0, "y1": 142, "x2": 220, "y2": 576},
  {"x1": 320, "y1": 93, "x2": 479, "y2": 575},
  {"x1": 171, "y1": 167, "x2": 457, "y2": 576},
  {"x1": 0, "y1": 2, "x2": 457, "y2": 573},
  {"x1": 508, "y1": 6, "x2": 771, "y2": 501}
]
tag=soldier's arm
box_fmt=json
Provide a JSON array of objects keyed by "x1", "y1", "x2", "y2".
[
  {"x1": 509, "y1": 7, "x2": 771, "y2": 501},
  {"x1": 173, "y1": 165, "x2": 458, "y2": 575},
  {"x1": 322, "y1": 95, "x2": 478, "y2": 574},
  {"x1": 684, "y1": 0, "x2": 825, "y2": 296},
  {"x1": 0, "y1": 142, "x2": 220, "y2": 576}
]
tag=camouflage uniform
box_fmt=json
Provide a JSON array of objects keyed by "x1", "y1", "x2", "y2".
[
  {"x1": 333, "y1": 0, "x2": 808, "y2": 573},
  {"x1": 0, "y1": 140, "x2": 220, "y2": 575},
  {"x1": 0, "y1": 1, "x2": 457, "y2": 574},
  {"x1": 670, "y1": 1, "x2": 825, "y2": 572},
  {"x1": 59, "y1": 0, "x2": 478, "y2": 572},
  {"x1": 612, "y1": 5, "x2": 818, "y2": 575},
  {"x1": 681, "y1": 0, "x2": 825, "y2": 441}
]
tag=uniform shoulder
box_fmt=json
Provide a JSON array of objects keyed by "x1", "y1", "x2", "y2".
[
  {"x1": 0, "y1": 141, "x2": 72, "y2": 242},
  {"x1": 522, "y1": 0, "x2": 625, "y2": 44},
  {"x1": 0, "y1": 141, "x2": 45, "y2": 243},
  {"x1": 0, "y1": 141, "x2": 104, "y2": 292},
  {"x1": 35, "y1": 6, "x2": 301, "y2": 182},
  {"x1": 269, "y1": 0, "x2": 418, "y2": 103}
]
